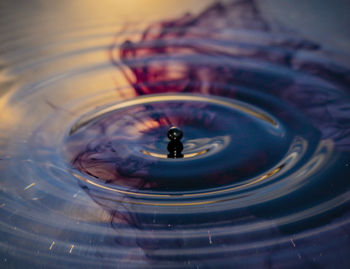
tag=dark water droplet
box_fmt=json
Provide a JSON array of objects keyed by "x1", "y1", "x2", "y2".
[
  {"x1": 167, "y1": 126, "x2": 184, "y2": 158},
  {"x1": 167, "y1": 126, "x2": 183, "y2": 141},
  {"x1": 167, "y1": 140, "x2": 184, "y2": 159}
]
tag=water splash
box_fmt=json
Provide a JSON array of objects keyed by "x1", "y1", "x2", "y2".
[
  {"x1": 0, "y1": 0, "x2": 350, "y2": 268},
  {"x1": 65, "y1": 0, "x2": 350, "y2": 267}
]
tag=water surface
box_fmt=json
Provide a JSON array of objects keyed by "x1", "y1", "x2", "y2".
[{"x1": 0, "y1": 0, "x2": 350, "y2": 268}]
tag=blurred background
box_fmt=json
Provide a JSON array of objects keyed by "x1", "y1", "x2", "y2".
[{"x1": 1, "y1": 0, "x2": 350, "y2": 52}]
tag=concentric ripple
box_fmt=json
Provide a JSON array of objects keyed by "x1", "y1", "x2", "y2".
[
  {"x1": 0, "y1": 0, "x2": 350, "y2": 268},
  {"x1": 66, "y1": 94, "x2": 285, "y2": 191}
]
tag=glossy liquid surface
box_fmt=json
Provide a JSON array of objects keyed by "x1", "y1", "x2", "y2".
[{"x1": 0, "y1": 0, "x2": 350, "y2": 268}]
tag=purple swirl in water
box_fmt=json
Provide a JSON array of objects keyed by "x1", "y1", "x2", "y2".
[
  {"x1": 110, "y1": 0, "x2": 350, "y2": 150},
  {"x1": 64, "y1": 0, "x2": 350, "y2": 267}
]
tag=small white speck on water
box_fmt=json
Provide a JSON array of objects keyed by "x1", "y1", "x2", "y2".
[
  {"x1": 49, "y1": 241, "x2": 55, "y2": 251},
  {"x1": 208, "y1": 230, "x2": 213, "y2": 244},
  {"x1": 24, "y1": 182, "x2": 35, "y2": 190},
  {"x1": 290, "y1": 238, "x2": 296, "y2": 248}
]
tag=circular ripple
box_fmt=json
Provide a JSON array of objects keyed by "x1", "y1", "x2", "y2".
[
  {"x1": 0, "y1": 1, "x2": 350, "y2": 268},
  {"x1": 64, "y1": 93, "x2": 324, "y2": 198},
  {"x1": 65, "y1": 94, "x2": 287, "y2": 191}
]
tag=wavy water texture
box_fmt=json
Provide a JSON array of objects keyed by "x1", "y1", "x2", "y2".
[
  {"x1": 1, "y1": 0, "x2": 350, "y2": 268},
  {"x1": 112, "y1": 0, "x2": 350, "y2": 150},
  {"x1": 95, "y1": 0, "x2": 350, "y2": 267}
]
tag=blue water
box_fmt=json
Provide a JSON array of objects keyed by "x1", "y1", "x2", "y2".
[{"x1": 0, "y1": 0, "x2": 350, "y2": 268}]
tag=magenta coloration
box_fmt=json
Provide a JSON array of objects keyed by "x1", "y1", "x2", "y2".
[
  {"x1": 110, "y1": 0, "x2": 350, "y2": 150},
  {"x1": 2, "y1": 0, "x2": 350, "y2": 268}
]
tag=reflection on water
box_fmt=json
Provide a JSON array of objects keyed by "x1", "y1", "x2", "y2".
[
  {"x1": 65, "y1": 94, "x2": 290, "y2": 191},
  {"x1": 0, "y1": 0, "x2": 350, "y2": 268}
]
